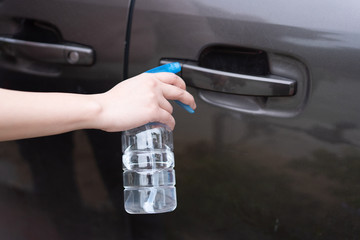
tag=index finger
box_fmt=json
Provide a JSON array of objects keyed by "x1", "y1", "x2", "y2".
[{"x1": 150, "y1": 72, "x2": 186, "y2": 90}]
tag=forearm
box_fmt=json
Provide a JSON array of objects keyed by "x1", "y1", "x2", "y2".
[{"x1": 0, "y1": 89, "x2": 101, "y2": 141}]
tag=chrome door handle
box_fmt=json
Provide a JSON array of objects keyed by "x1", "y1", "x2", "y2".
[
  {"x1": 0, "y1": 37, "x2": 94, "y2": 65},
  {"x1": 161, "y1": 60, "x2": 296, "y2": 97}
]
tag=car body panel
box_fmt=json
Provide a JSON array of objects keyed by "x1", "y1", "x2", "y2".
[
  {"x1": 0, "y1": 0, "x2": 129, "y2": 82},
  {"x1": 128, "y1": 1, "x2": 360, "y2": 239}
]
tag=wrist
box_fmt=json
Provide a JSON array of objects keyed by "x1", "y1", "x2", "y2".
[{"x1": 79, "y1": 94, "x2": 104, "y2": 130}]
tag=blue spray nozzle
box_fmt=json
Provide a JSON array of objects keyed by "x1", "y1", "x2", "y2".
[
  {"x1": 145, "y1": 62, "x2": 181, "y2": 74},
  {"x1": 145, "y1": 62, "x2": 194, "y2": 114}
]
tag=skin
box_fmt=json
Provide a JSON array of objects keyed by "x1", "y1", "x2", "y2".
[{"x1": 0, "y1": 72, "x2": 196, "y2": 141}]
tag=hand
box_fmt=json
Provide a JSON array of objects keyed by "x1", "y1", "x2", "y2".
[{"x1": 91, "y1": 72, "x2": 196, "y2": 131}]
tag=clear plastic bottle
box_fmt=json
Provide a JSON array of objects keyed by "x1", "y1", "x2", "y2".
[{"x1": 122, "y1": 122, "x2": 176, "y2": 214}]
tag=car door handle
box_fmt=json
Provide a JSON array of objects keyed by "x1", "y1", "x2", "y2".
[
  {"x1": 0, "y1": 37, "x2": 94, "y2": 65},
  {"x1": 161, "y1": 60, "x2": 296, "y2": 97}
]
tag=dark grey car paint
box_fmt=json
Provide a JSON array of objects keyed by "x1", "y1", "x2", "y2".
[
  {"x1": 0, "y1": 0, "x2": 360, "y2": 239},
  {"x1": 0, "y1": 0, "x2": 128, "y2": 82}
]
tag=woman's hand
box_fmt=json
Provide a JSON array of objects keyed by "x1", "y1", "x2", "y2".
[{"x1": 91, "y1": 72, "x2": 196, "y2": 131}]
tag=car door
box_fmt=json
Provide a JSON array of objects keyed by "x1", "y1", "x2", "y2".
[
  {"x1": 0, "y1": 1, "x2": 136, "y2": 239},
  {"x1": 127, "y1": 0, "x2": 360, "y2": 239}
]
